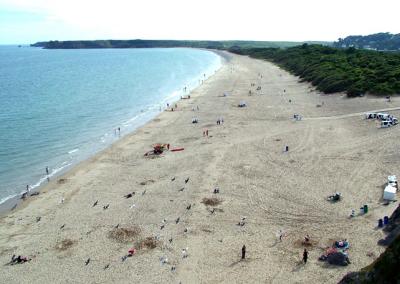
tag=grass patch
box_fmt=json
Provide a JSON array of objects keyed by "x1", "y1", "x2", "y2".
[
  {"x1": 108, "y1": 226, "x2": 141, "y2": 243},
  {"x1": 136, "y1": 237, "x2": 158, "y2": 249},
  {"x1": 202, "y1": 197, "x2": 222, "y2": 206},
  {"x1": 57, "y1": 178, "x2": 68, "y2": 184},
  {"x1": 55, "y1": 239, "x2": 75, "y2": 251}
]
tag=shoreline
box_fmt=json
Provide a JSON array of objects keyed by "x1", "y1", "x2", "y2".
[
  {"x1": 1, "y1": 51, "x2": 399, "y2": 283},
  {"x1": 0, "y1": 50, "x2": 226, "y2": 216}
]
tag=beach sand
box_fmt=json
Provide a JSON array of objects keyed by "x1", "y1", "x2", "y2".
[{"x1": 0, "y1": 52, "x2": 399, "y2": 283}]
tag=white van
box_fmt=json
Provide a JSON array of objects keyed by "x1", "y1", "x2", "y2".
[
  {"x1": 377, "y1": 113, "x2": 390, "y2": 120},
  {"x1": 381, "y1": 120, "x2": 393, "y2": 128}
]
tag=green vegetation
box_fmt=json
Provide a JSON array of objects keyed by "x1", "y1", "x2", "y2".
[
  {"x1": 333, "y1": 33, "x2": 400, "y2": 51},
  {"x1": 31, "y1": 39, "x2": 331, "y2": 50},
  {"x1": 230, "y1": 44, "x2": 400, "y2": 96}
]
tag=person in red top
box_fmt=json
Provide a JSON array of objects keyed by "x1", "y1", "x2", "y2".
[{"x1": 128, "y1": 248, "x2": 136, "y2": 256}]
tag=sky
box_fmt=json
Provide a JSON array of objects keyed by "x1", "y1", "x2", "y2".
[{"x1": 0, "y1": 0, "x2": 399, "y2": 44}]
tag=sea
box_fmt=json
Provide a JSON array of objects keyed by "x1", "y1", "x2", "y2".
[{"x1": 0, "y1": 46, "x2": 221, "y2": 205}]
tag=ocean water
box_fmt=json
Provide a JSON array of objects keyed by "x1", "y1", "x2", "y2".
[{"x1": 0, "y1": 46, "x2": 221, "y2": 204}]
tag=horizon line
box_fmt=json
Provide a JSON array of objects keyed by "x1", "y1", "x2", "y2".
[{"x1": 1, "y1": 38, "x2": 334, "y2": 46}]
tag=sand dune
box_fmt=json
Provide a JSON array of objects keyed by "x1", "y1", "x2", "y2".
[{"x1": 0, "y1": 52, "x2": 398, "y2": 283}]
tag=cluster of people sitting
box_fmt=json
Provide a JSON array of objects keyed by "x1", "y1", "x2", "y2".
[
  {"x1": 327, "y1": 192, "x2": 341, "y2": 202},
  {"x1": 238, "y1": 101, "x2": 247, "y2": 108},
  {"x1": 293, "y1": 114, "x2": 302, "y2": 121},
  {"x1": 318, "y1": 239, "x2": 351, "y2": 266},
  {"x1": 237, "y1": 217, "x2": 246, "y2": 227},
  {"x1": 7, "y1": 255, "x2": 30, "y2": 265}
]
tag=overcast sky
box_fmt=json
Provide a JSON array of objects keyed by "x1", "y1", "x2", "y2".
[{"x1": 0, "y1": 0, "x2": 399, "y2": 44}]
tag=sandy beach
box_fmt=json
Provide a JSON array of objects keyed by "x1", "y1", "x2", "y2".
[{"x1": 1, "y1": 51, "x2": 399, "y2": 283}]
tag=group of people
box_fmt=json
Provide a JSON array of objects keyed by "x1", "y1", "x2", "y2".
[
  {"x1": 114, "y1": 127, "x2": 121, "y2": 136},
  {"x1": 166, "y1": 103, "x2": 178, "y2": 112},
  {"x1": 7, "y1": 255, "x2": 30, "y2": 265},
  {"x1": 21, "y1": 166, "x2": 51, "y2": 200},
  {"x1": 278, "y1": 231, "x2": 310, "y2": 264},
  {"x1": 239, "y1": 245, "x2": 308, "y2": 264},
  {"x1": 13, "y1": 70, "x2": 316, "y2": 275}
]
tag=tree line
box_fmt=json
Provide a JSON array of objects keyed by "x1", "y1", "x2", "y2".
[
  {"x1": 230, "y1": 44, "x2": 400, "y2": 97},
  {"x1": 333, "y1": 33, "x2": 400, "y2": 51},
  {"x1": 31, "y1": 39, "x2": 330, "y2": 50}
]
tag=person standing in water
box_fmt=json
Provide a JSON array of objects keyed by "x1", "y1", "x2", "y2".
[{"x1": 46, "y1": 166, "x2": 50, "y2": 182}]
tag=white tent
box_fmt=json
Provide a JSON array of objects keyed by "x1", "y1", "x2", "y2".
[{"x1": 383, "y1": 185, "x2": 396, "y2": 201}]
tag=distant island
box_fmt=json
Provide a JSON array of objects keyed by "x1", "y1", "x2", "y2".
[
  {"x1": 333, "y1": 32, "x2": 400, "y2": 51},
  {"x1": 30, "y1": 39, "x2": 331, "y2": 50}
]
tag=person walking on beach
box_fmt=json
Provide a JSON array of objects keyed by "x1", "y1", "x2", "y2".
[
  {"x1": 279, "y1": 230, "x2": 284, "y2": 242},
  {"x1": 241, "y1": 245, "x2": 246, "y2": 260},
  {"x1": 303, "y1": 248, "x2": 308, "y2": 264}
]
